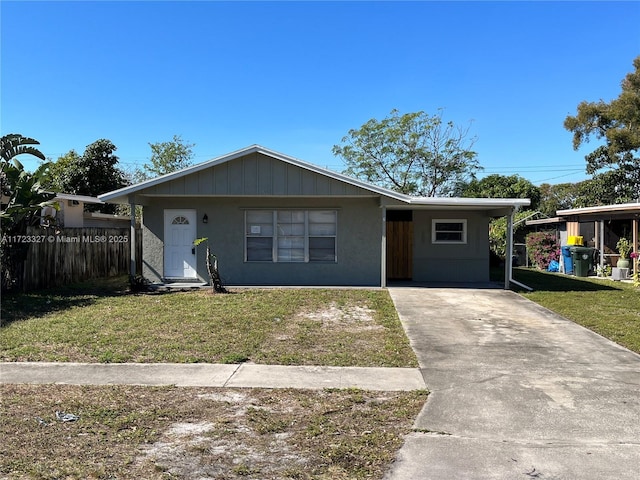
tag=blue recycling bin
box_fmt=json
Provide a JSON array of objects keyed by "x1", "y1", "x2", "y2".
[{"x1": 561, "y1": 246, "x2": 573, "y2": 274}]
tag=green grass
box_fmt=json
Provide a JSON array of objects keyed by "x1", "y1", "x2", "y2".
[
  {"x1": 0, "y1": 276, "x2": 418, "y2": 367},
  {"x1": 513, "y1": 267, "x2": 640, "y2": 354}
]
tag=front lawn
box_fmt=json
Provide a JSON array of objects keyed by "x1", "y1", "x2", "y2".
[
  {"x1": 513, "y1": 267, "x2": 640, "y2": 354},
  {"x1": 0, "y1": 277, "x2": 418, "y2": 367}
]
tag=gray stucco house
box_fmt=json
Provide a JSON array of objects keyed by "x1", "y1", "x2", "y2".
[{"x1": 99, "y1": 145, "x2": 529, "y2": 288}]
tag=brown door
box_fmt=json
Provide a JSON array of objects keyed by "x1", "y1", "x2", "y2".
[{"x1": 386, "y1": 218, "x2": 413, "y2": 280}]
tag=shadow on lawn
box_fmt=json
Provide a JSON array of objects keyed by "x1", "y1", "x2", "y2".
[
  {"x1": 512, "y1": 267, "x2": 622, "y2": 293},
  {"x1": 0, "y1": 276, "x2": 135, "y2": 327}
]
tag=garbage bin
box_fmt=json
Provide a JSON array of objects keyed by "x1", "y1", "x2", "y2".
[
  {"x1": 561, "y1": 246, "x2": 573, "y2": 274},
  {"x1": 570, "y1": 246, "x2": 594, "y2": 277}
]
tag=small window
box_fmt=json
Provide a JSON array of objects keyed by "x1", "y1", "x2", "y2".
[
  {"x1": 432, "y1": 219, "x2": 467, "y2": 244},
  {"x1": 172, "y1": 216, "x2": 190, "y2": 225}
]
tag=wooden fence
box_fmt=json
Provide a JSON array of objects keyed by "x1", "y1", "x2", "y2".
[{"x1": 21, "y1": 226, "x2": 142, "y2": 291}]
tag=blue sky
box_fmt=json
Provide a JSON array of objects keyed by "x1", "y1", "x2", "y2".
[{"x1": 2, "y1": 1, "x2": 639, "y2": 187}]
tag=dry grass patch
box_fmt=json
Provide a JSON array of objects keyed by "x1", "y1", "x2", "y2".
[
  {"x1": 1, "y1": 278, "x2": 417, "y2": 367},
  {"x1": 0, "y1": 384, "x2": 427, "y2": 479}
]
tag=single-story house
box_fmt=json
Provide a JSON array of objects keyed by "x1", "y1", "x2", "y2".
[{"x1": 99, "y1": 145, "x2": 530, "y2": 288}]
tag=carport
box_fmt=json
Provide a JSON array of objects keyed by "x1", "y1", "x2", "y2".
[{"x1": 380, "y1": 197, "x2": 531, "y2": 289}]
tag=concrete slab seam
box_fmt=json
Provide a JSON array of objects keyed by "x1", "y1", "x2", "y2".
[{"x1": 221, "y1": 363, "x2": 243, "y2": 388}]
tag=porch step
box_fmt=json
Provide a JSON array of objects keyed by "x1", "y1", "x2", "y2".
[
  {"x1": 164, "y1": 282, "x2": 208, "y2": 289},
  {"x1": 151, "y1": 280, "x2": 209, "y2": 291}
]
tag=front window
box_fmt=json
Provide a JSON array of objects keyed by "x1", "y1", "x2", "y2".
[
  {"x1": 432, "y1": 219, "x2": 467, "y2": 244},
  {"x1": 246, "y1": 210, "x2": 337, "y2": 262}
]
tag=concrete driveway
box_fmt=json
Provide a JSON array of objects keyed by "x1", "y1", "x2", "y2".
[{"x1": 385, "y1": 287, "x2": 640, "y2": 480}]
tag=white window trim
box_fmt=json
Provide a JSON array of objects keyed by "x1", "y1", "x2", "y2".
[
  {"x1": 432, "y1": 218, "x2": 467, "y2": 244},
  {"x1": 245, "y1": 209, "x2": 337, "y2": 263}
]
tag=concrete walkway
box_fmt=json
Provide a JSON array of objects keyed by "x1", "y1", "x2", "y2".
[
  {"x1": 0, "y1": 362, "x2": 425, "y2": 391},
  {"x1": 385, "y1": 287, "x2": 640, "y2": 480}
]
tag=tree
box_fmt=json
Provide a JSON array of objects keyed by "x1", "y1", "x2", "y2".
[
  {"x1": 1, "y1": 134, "x2": 55, "y2": 291},
  {"x1": 135, "y1": 135, "x2": 195, "y2": 182},
  {"x1": 457, "y1": 174, "x2": 542, "y2": 262},
  {"x1": 1, "y1": 134, "x2": 53, "y2": 227},
  {"x1": 46, "y1": 149, "x2": 81, "y2": 192},
  {"x1": 538, "y1": 182, "x2": 583, "y2": 216},
  {"x1": 332, "y1": 109, "x2": 481, "y2": 197},
  {"x1": 564, "y1": 55, "x2": 640, "y2": 204},
  {"x1": 1, "y1": 134, "x2": 46, "y2": 164},
  {"x1": 488, "y1": 209, "x2": 535, "y2": 262},
  {"x1": 49, "y1": 139, "x2": 128, "y2": 213},
  {"x1": 459, "y1": 174, "x2": 541, "y2": 210},
  {"x1": 574, "y1": 171, "x2": 635, "y2": 207}
]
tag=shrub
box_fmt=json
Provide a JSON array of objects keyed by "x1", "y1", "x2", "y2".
[{"x1": 526, "y1": 231, "x2": 559, "y2": 270}]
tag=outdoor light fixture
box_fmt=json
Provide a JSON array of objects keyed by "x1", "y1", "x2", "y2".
[{"x1": 203, "y1": 214, "x2": 208, "y2": 224}]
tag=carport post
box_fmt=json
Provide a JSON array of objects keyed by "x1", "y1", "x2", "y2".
[
  {"x1": 599, "y1": 220, "x2": 605, "y2": 272},
  {"x1": 129, "y1": 200, "x2": 136, "y2": 278},
  {"x1": 505, "y1": 208, "x2": 514, "y2": 290},
  {"x1": 381, "y1": 205, "x2": 387, "y2": 288}
]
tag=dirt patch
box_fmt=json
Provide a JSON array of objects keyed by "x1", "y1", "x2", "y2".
[
  {"x1": 1, "y1": 384, "x2": 427, "y2": 479},
  {"x1": 268, "y1": 302, "x2": 384, "y2": 345},
  {"x1": 300, "y1": 302, "x2": 385, "y2": 332}
]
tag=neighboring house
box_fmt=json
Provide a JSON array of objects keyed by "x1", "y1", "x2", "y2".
[
  {"x1": 525, "y1": 216, "x2": 568, "y2": 246},
  {"x1": 43, "y1": 193, "x2": 130, "y2": 228},
  {"x1": 99, "y1": 145, "x2": 530, "y2": 288},
  {"x1": 555, "y1": 203, "x2": 639, "y2": 269}
]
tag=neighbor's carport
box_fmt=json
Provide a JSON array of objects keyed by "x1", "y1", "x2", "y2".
[{"x1": 556, "y1": 202, "x2": 640, "y2": 272}]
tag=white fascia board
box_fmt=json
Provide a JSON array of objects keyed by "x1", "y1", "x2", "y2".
[
  {"x1": 557, "y1": 202, "x2": 640, "y2": 216},
  {"x1": 409, "y1": 197, "x2": 531, "y2": 209},
  {"x1": 54, "y1": 193, "x2": 104, "y2": 204},
  {"x1": 525, "y1": 217, "x2": 564, "y2": 226}
]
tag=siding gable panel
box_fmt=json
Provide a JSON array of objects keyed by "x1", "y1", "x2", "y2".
[
  {"x1": 286, "y1": 164, "x2": 302, "y2": 195},
  {"x1": 242, "y1": 153, "x2": 258, "y2": 195},
  {"x1": 257, "y1": 155, "x2": 272, "y2": 195},
  {"x1": 227, "y1": 160, "x2": 243, "y2": 195},
  {"x1": 272, "y1": 160, "x2": 287, "y2": 195},
  {"x1": 138, "y1": 152, "x2": 373, "y2": 197},
  {"x1": 302, "y1": 170, "x2": 316, "y2": 193},
  {"x1": 214, "y1": 163, "x2": 228, "y2": 194},
  {"x1": 198, "y1": 168, "x2": 213, "y2": 193}
]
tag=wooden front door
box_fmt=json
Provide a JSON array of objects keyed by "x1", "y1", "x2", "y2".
[{"x1": 386, "y1": 212, "x2": 413, "y2": 280}]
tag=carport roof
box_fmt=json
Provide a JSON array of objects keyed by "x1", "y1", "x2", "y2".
[{"x1": 556, "y1": 202, "x2": 640, "y2": 221}]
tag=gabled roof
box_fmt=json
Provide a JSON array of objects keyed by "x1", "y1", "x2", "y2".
[
  {"x1": 98, "y1": 144, "x2": 530, "y2": 213},
  {"x1": 99, "y1": 144, "x2": 409, "y2": 204}
]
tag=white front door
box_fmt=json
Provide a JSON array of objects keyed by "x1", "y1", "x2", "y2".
[{"x1": 164, "y1": 209, "x2": 197, "y2": 279}]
